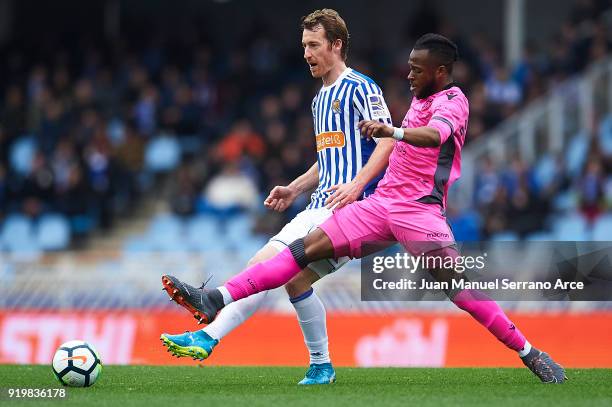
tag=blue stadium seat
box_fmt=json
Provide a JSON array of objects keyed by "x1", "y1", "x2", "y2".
[
  {"x1": 9, "y1": 136, "x2": 36, "y2": 175},
  {"x1": 598, "y1": 115, "x2": 612, "y2": 156},
  {"x1": 490, "y1": 231, "x2": 520, "y2": 241},
  {"x1": 70, "y1": 215, "x2": 96, "y2": 235},
  {"x1": 186, "y1": 215, "x2": 226, "y2": 251},
  {"x1": 448, "y1": 211, "x2": 481, "y2": 241},
  {"x1": 552, "y1": 213, "x2": 589, "y2": 241},
  {"x1": 37, "y1": 214, "x2": 71, "y2": 251},
  {"x1": 144, "y1": 136, "x2": 181, "y2": 172},
  {"x1": 1, "y1": 215, "x2": 42, "y2": 261},
  {"x1": 107, "y1": 118, "x2": 126, "y2": 145},
  {"x1": 122, "y1": 235, "x2": 153, "y2": 255},
  {"x1": 551, "y1": 190, "x2": 578, "y2": 212},
  {"x1": 148, "y1": 213, "x2": 185, "y2": 251},
  {"x1": 525, "y1": 231, "x2": 555, "y2": 241},
  {"x1": 565, "y1": 133, "x2": 588, "y2": 179},
  {"x1": 1, "y1": 215, "x2": 32, "y2": 246},
  {"x1": 225, "y1": 214, "x2": 254, "y2": 244},
  {"x1": 532, "y1": 153, "x2": 556, "y2": 192},
  {"x1": 592, "y1": 214, "x2": 612, "y2": 241}
]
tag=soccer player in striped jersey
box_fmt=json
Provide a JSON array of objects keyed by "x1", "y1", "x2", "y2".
[{"x1": 160, "y1": 9, "x2": 395, "y2": 385}]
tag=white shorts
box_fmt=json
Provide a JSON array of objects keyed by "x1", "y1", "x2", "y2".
[{"x1": 269, "y1": 207, "x2": 350, "y2": 278}]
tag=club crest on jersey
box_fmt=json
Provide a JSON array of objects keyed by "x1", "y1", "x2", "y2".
[
  {"x1": 332, "y1": 99, "x2": 342, "y2": 114},
  {"x1": 368, "y1": 95, "x2": 387, "y2": 118}
]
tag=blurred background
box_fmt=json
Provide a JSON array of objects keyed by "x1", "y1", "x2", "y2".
[{"x1": 0, "y1": 0, "x2": 611, "y2": 367}]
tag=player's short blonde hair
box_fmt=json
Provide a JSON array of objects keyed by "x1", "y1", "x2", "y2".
[{"x1": 301, "y1": 9, "x2": 350, "y2": 61}]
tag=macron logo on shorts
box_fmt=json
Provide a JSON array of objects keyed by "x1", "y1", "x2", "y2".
[{"x1": 426, "y1": 232, "x2": 450, "y2": 239}]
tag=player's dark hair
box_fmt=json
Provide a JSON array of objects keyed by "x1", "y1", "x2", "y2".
[
  {"x1": 414, "y1": 33, "x2": 459, "y2": 74},
  {"x1": 302, "y1": 9, "x2": 350, "y2": 61}
]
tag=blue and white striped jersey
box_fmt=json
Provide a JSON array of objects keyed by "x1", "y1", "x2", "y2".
[{"x1": 308, "y1": 68, "x2": 393, "y2": 209}]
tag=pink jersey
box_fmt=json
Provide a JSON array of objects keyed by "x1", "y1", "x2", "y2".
[{"x1": 375, "y1": 84, "x2": 469, "y2": 209}]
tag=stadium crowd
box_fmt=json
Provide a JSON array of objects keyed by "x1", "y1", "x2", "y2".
[{"x1": 0, "y1": 0, "x2": 610, "y2": 246}]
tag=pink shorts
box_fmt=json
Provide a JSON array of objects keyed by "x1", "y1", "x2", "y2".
[{"x1": 319, "y1": 194, "x2": 456, "y2": 259}]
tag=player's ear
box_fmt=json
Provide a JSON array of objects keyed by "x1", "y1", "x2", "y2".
[
  {"x1": 332, "y1": 39, "x2": 343, "y2": 55},
  {"x1": 436, "y1": 65, "x2": 447, "y2": 78}
]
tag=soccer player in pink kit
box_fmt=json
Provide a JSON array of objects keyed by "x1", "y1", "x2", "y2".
[{"x1": 163, "y1": 34, "x2": 566, "y2": 383}]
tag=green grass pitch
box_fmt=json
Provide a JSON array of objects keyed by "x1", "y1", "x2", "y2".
[{"x1": 1, "y1": 365, "x2": 611, "y2": 407}]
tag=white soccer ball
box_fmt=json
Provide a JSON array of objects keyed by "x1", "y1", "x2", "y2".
[{"x1": 52, "y1": 340, "x2": 102, "y2": 387}]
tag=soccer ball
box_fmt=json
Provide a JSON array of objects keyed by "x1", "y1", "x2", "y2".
[{"x1": 52, "y1": 340, "x2": 102, "y2": 387}]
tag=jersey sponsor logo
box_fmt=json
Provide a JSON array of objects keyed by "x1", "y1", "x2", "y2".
[
  {"x1": 332, "y1": 99, "x2": 342, "y2": 114},
  {"x1": 367, "y1": 95, "x2": 388, "y2": 118},
  {"x1": 316, "y1": 131, "x2": 345, "y2": 151}
]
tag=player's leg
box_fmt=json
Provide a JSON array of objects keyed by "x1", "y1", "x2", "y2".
[
  {"x1": 203, "y1": 244, "x2": 277, "y2": 340},
  {"x1": 278, "y1": 199, "x2": 392, "y2": 385},
  {"x1": 286, "y1": 270, "x2": 329, "y2": 367},
  {"x1": 432, "y1": 256, "x2": 566, "y2": 383},
  {"x1": 161, "y1": 208, "x2": 337, "y2": 363},
  {"x1": 163, "y1": 196, "x2": 394, "y2": 323},
  {"x1": 161, "y1": 244, "x2": 278, "y2": 360},
  {"x1": 209, "y1": 228, "x2": 333, "y2": 306},
  {"x1": 430, "y1": 255, "x2": 566, "y2": 383},
  {"x1": 390, "y1": 202, "x2": 566, "y2": 383},
  {"x1": 219, "y1": 196, "x2": 394, "y2": 304},
  {"x1": 284, "y1": 256, "x2": 349, "y2": 385}
]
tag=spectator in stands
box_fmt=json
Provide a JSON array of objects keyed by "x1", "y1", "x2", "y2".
[
  {"x1": 0, "y1": 126, "x2": 9, "y2": 168},
  {"x1": 0, "y1": 164, "x2": 6, "y2": 219},
  {"x1": 133, "y1": 84, "x2": 159, "y2": 137},
  {"x1": 168, "y1": 163, "x2": 199, "y2": 217},
  {"x1": 485, "y1": 65, "x2": 522, "y2": 107},
  {"x1": 215, "y1": 119, "x2": 266, "y2": 164},
  {"x1": 55, "y1": 163, "x2": 90, "y2": 221},
  {"x1": 0, "y1": 0, "x2": 609, "y2": 246},
  {"x1": 579, "y1": 157, "x2": 605, "y2": 221},
  {"x1": 21, "y1": 152, "x2": 54, "y2": 218},
  {"x1": 1, "y1": 85, "x2": 26, "y2": 142},
  {"x1": 204, "y1": 162, "x2": 259, "y2": 212}
]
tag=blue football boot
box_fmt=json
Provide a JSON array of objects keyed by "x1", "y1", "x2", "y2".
[
  {"x1": 298, "y1": 363, "x2": 337, "y2": 385},
  {"x1": 160, "y1": 330, "x2": 218, "y2": 361}
]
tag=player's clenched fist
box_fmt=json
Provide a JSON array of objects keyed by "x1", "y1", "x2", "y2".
[{"x1": 358, "y1": 120, "x2": 394, "y2": 139}]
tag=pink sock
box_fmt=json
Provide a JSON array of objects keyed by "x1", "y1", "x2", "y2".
[
  {"x1": 224, "y1": 247, "x2": 302, "y2": 301},
  {"x1": 452, "y1": 289, "x2": 526, "y2": 351}
]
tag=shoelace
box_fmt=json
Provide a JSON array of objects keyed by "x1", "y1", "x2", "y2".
[
  {"x1": 198, "y1": 275, "x2": 213, "y2": 290},
  {"x1": 305, "y1": 366, "x2": 327, "y2": 379}
]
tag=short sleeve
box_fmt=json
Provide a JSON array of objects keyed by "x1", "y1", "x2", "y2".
[
  {"x1": 427, "y1": 96, "x2": 468, "y2": 144},
  {"x1": 355, "y1": 84, "x2": 393, "y2": 125}
]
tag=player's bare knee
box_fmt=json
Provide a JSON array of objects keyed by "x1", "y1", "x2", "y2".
[
  {"x1": 285, "y1": 269, "x2": 319, "y2": 298},
  {"x1": 247, "y1": 246, "x2": 278, "y2": 267},
  {"x1": 303, "y1": 228, "x2": 335, "y2": 260},
  {"x1": 285, "y1": 276, "x2": 312, "y2": 298}
]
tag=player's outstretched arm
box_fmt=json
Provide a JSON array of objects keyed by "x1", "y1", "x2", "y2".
[
  {"x1": 358, "y1": 120, "x2": 441, "y2": 147},
  {"x1": 264, "y1": 162, "x2": 319, "y2": 212},
  {"x1": 324, "y1": 138, "x2": 394, "y2": 209}
]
